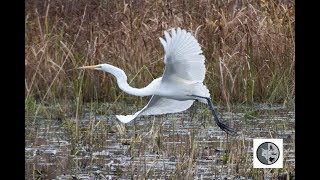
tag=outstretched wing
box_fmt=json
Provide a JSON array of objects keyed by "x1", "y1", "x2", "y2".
[
  {"x1": 159, "y1": 28, "x2": 205, "y2": 83},
  {"x1": 116, "y1": 95, "x2": 194, "y2": 123}
]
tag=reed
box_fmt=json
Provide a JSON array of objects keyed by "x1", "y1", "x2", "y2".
[{"x1": 25, "y1": 0, "x2": 295, "y2": 107}]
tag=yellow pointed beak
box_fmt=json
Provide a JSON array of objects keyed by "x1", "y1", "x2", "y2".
[{"x1": 78, "y1": 65, "x2": 101, "y2": 69}]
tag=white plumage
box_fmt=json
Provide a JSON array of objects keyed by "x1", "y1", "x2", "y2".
[{"x1": 116, "y1": 28, "x2": 209, "y2": 123}]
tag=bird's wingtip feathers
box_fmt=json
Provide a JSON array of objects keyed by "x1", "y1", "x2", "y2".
[
  {"x1": 159, "y1": 37, "x2": 167, "y2": 50},
  {"x1": 116, "y1": 115, "x2": 135, "y2": 123}
]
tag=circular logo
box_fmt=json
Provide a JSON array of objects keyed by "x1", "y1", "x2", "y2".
[{"x1": 256, "y1": 142, "x2": 280, "y2": 165}]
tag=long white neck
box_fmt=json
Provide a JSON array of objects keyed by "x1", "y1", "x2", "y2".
[{"x1": 102, "y1": 65, "x2": 156, "y2": 97}]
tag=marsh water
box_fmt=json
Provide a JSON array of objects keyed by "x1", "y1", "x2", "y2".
[{"x1": 25, "y1": 104, "x2": 295, "y2": 179}]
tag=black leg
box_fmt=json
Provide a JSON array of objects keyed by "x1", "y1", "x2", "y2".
[{"x1": 191, "y1": 95, "x2": 237, "y2": 136}]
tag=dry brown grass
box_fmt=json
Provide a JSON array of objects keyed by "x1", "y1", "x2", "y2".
[{"x1": 25, "y1": 0, "x2": 294, "y2": 107}]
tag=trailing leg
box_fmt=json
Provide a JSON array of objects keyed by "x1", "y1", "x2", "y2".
[{"x1": 191, "y1": 95, "x2": 236, "y2": 136}]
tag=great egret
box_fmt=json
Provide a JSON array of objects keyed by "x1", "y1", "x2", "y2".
[{"x1": 79, "y1": 28, "x2": 235, "y2": 135}]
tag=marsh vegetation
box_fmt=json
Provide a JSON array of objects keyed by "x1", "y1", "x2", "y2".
[{"x1": 25, "y1": 0, "x2": 295, "y2": 179}]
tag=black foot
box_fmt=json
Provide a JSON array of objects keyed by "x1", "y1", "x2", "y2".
[
  {"x1": 215, "y1": 118, "x2": 237, "y2": 136},
  {"x1": 191, "y1": 95, "x2": 237, "y2": 136}
]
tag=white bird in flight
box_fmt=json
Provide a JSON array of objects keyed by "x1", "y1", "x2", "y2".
[{"x1": 79, "y1": 28, "x2": 235, "y2": 135}]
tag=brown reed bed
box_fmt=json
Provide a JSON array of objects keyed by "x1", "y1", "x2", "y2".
[{"x1": 25, "y1": 0, "x2": 295, "y2": 108}]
